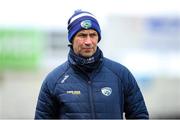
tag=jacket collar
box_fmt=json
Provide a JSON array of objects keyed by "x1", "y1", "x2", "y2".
[{"x1": 68, "y1": 46, "x2": 103, "y2": 73}]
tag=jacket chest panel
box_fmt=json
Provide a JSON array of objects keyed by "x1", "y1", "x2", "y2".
[{"x1": 55, "y1": 72, "x2": 122, "y2": 113}]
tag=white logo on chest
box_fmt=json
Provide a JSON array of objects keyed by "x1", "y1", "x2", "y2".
[
  {"x1": 101, "y1": 87, "x2": 112, "y2": 96},
  {"x1": 61, "y1": 75, "x2": 69, "y2": 83}
]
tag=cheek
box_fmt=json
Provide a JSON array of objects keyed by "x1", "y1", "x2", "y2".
[
  {"x1": 92, "y1": 40, "x2": 98, "y2": 46},
  {"x1": 73, "y1": 41, "x2": 82, "y2": 52}
]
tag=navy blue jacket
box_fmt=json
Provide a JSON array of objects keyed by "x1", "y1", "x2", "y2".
[{"x1": 35, "y1": 57, "x2": 149, "y2": 119}]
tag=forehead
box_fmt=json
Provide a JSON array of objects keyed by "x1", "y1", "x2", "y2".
[{"x1": 77, "y1": 29, "x2": 97, "y2": 34}]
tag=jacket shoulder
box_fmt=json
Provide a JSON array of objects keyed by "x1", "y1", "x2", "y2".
[
  {"x1": 42, "y1": 61, "x2": 69, "y2": 93},
  {"x1": 48, "y1": 61, "x2": 69, "y2": 80},
  {"x1": 103, "y1": 57, "x2": 129, "y2": 76},
  {"x1": 103, "y1": 57, "x2": 135, "y2": 90}
]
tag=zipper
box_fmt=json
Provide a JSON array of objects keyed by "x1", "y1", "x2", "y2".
[
  {"x1": 75, "y1": 66, "x2": 96, "y2": 118},
  {"x1": 88, "y1": 79, "x2": 95, "y2": 118}
]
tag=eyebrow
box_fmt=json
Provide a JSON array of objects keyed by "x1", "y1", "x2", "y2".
[{"x1": 77, "y1": 33, "x2": 87, "y2": 35}]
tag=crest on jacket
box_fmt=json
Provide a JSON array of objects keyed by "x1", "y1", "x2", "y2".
[{"x1": 101, "y1": 87, "x2": 112, "y2": 96}]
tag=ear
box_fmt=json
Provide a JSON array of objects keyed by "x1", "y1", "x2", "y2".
[{"x1": 71, "y1": 36, "x2": 76, "y2": 44}]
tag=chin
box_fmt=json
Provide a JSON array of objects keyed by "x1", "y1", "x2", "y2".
[
  {"x1": 82, "y1": 53, "x2": 94, "y2": 58},
  {"x1": 83, "y1": 55, "x2": 93, "y2": 58}
]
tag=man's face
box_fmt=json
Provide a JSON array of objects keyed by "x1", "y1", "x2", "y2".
[{"x1": 72, "y1": 29, "x2": 98, "y2": 58}]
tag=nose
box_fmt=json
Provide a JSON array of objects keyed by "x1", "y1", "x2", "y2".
[{"x1": 84, "y1": 36, "x2": 92, "y2": 45}]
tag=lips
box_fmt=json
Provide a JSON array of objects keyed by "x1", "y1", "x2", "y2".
[
  {"x1": 83, "y1": 47, "x2": 92, "y2": 50},
  {"x1": 83, "y1": 48, "x2": 93, "y2": 52}
]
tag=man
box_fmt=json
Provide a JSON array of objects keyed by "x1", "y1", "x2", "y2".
[{"x1": 35, "y1": 10, "x2": 149, "y2": 119}]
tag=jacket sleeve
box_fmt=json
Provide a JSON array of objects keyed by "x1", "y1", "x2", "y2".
[
  {"x1": 35, "y1": 75, "x2": 59, "y2": 119},
  {"x1": 122, "y1": 68, "x2": 149, "y2": 119}
]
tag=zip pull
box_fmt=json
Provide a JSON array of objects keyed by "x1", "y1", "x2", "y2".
[{"x1": 88, "y1": 80, "x2": 91, "y2": 84}]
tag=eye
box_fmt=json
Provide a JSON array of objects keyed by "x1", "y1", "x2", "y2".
[
  {"x1": 77, "y1": 33, "x2": 87, "y2": 38},
  {"x1": 90, "y1": 33, "x2": 98, "y2": 37}
]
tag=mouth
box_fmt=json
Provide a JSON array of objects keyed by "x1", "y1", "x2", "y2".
[
  {"x1": 83, "y1": 47, "x2": 93, "y2": 50},
  {"x1": 83, "y1": 48, "x2": 93, "y2": 52}
]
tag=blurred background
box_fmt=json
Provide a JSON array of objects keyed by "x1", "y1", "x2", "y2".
[{"x1": 0, "y1": 0, "x2": 180, "y2": 119}]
